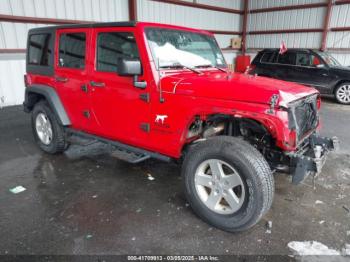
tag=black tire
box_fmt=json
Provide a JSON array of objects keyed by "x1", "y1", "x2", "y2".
[
  {"x1": 334, "y1": 82, "x2": 350, "y2": 105},
  {"x1": 31, "y1": 100, "x2": 67, "y2": 154},
  {"x1": 182, "y1": 136, "x2": 274, "y2": 232}
]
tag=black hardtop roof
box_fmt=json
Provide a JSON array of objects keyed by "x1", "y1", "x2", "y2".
[{"x1": 28, "y1": 21, "x2": 137, "y2": 34}]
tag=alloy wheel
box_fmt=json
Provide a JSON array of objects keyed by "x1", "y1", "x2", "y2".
[
  {"x1": 336, "y1": 84, "x2": 350, "y2": 103},
  {"x1": 194, "y1": 159, "x2": 246, "y2": 215},
  {"x1": 35, "y1": 113, "x2": 53, "y2": 145}
]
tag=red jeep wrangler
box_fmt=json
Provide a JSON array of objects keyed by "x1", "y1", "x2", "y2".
[{"x1": 24, "y1": 21, "x2": 338, "y2": 232}]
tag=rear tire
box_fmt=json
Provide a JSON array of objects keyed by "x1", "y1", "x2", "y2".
[
  {"x1": 335, "y1": 83, "x2": 350, "y2": 104},
  {"x1": 31, "y1": 100, "x2": 67, "y2": 154},
  {"x1": 182, "y1": 136, "x2": 274, "y2": 232}
]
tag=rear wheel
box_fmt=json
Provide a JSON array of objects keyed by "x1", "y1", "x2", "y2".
[
  {"x1": 182, "y1": 136, "x2": 274, "y2": 232},
  {"x1": 335, "y1": 83, "x2": 350, "y2": 104},
  {"x1": 32, "y1": 100, "x2": 67, "y2": 154}
]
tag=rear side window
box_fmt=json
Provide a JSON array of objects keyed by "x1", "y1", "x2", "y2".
[
  {"x1": 59, "y1": 33, "x2": 86, "y2": 69},
  {"x1": 260, "y1": 52, "x2": 276, "y2": 63},
  {"x1": 97, "y1": 32, "x2": 139, "y2": 72},
  {"x1": 28, "y1": 34, "x2": 51, "y2": 66},
  {"x1": 277, "y1": 52, "x2": 296, "y2": 65}
]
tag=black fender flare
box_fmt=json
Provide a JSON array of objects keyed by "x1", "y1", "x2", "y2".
[{"x1": 24, "y1": 84, "x2": 71, "y2": 126}]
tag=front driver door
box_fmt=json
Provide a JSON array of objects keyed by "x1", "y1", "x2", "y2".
[{"x1": 87, "y1": 27, "x2": 150, "y2": 148}]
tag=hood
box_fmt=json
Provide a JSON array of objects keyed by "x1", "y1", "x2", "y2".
[{"x1": 160, "y1": 71, "x2": 318, "y2": 107}]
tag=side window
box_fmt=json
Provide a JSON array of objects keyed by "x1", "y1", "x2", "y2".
[
  {"x1": 59, "y1": 33, "x2": 86, "y2": 69},
  {"x1": 260, "y1": 52, "x2": 277, "y2": 63},
  {"x1": 277, "y1": 52, "x2": 296, "y2": 65},
  {"x1": 28, "y1": 34, "x2": 51, "y2": 66},
  {"x1": 97, "y1": 32, "x2": 139, "y2": 72},
  {"x1": 296, "y1": 52, "x2": 312, "y2": 67}
]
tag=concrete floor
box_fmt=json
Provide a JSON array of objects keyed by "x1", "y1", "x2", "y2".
[{"x1": 0, "y1": 97, "x2": 349, "y2": 256}]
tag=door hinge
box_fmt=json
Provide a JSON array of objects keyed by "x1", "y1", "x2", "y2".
[
  {"x1": 139, "y1": 93, "x2": 150, "y2": 103},
  {"x1": 140, "y1": 123, "x2": 150, "y2": 133},
  {"x1": 83, "y1": 110, "x2": 90, "y2": 118}
]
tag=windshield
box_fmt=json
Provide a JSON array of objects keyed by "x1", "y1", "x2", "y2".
[
  {"x1": 145, "y1": 27, "x2": 226, "y2": 69},
  {"x1": 316, "y1": 51, "x2": 341, "y2": 66}
]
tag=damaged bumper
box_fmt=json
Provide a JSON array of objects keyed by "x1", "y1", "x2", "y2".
[{"x1": 287, "y1": 134, "x2": 340, "y2": 184}]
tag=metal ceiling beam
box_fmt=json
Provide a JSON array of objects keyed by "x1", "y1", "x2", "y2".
[
  {"x1": 0, "y1": 14, "x2": 91, "y2": 24},
  {"x1": 241, "y1": 0, "x2": 249, "y2": 54},
  {"x1": 321, "y1": 0, "x2": 333, "y2": 51},
  {"x1": 250, "y1": 2, "x2": 327, "y2": 14},
  {"x1": 149, "y1": 0, "x2": 243, "y2": 14},
  {"x1": 128, "y1": 0, "x2": 137, "y2": 21}
]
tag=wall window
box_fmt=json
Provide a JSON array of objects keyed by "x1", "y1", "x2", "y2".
[
  {"x1": 59, "y1": 33, "x2": 86, "y2": 69},
  {"x1": 28, "y1": 34, "x2": 51, "y2": 66},
  {"x1": 97, "y1": 32, "x2": 139, "y2": 72}
]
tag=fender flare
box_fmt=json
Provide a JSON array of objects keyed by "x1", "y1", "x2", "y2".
[{"x1": 24, "y1": 84, "x2": 71, "y2": 126}]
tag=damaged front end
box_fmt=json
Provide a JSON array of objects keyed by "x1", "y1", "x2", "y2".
[
  {"x1": 288, "y1": 134, "x2": 339, "y2": 184},
  {"x1": 283, "y1": 94, "x2": 339, "y2": 184}
]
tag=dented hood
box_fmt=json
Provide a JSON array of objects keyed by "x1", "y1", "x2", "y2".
[{"x1": 160, "y1": 71, "x2": 319, "y2": 107}]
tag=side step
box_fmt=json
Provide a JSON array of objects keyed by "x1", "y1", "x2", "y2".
[
  {"x1": 110, "y1": 148, "x2": 151, "y2": 164},
  {"x1": 65, "y1": 128, "x2": 171, "y2": 164}
]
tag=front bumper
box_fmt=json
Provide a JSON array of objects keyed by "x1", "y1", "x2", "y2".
[{"x1": 287, "y1": 134, "x2": 339, "y2": 184}]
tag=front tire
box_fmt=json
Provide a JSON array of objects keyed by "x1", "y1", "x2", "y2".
[
  {"x1": 182, "y1": 136, "x2": 274, "y2": 232},
  {"x1": 335, "y1": 83, "x2": 350, "y2": 104},
  {"x1": 31, "y1": 100, "x2": 67, "y2": 154}
]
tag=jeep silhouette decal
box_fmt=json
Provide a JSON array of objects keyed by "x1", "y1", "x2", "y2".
[{"x1": 155, "y1": 115, "x2": 168, "y2": 124}]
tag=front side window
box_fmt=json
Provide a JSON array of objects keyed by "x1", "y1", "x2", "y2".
[
  {"x1": 28, "y1": 34, "x2": 51, "y2": 66},
  {"x1": 97, "y1": 32, "x2": 139, "y2": 72},
  {"x1": 145, "y1": 28, "x2": 226, "y2": 69},
  {"x1": 59, "y1": 33, "x2": 86, "y2": 69},
  {"x1": 296, "y1": 53, "x2": 312, "y2": 67},
  {"x1": 277, "y1": 51, "x2": 296, "y2": 65}
]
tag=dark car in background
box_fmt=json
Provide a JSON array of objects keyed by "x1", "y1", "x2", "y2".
[{"x1": 249, "y1": 48, "x2": 350, "y2": 104}]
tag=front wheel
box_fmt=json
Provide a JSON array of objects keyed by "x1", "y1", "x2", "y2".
[{"x1": 182, "y1": 136, "x2": 274, "y2": 232}]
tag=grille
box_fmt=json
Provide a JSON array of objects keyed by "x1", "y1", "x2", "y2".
[{"x1": 289, "y1": 95, "x2": 319, "y2": 142}]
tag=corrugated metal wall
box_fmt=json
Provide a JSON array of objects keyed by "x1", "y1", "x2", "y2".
[
  {"x1": 136, "y1": 0, "x2": 242, "y2": 63},
  {"x1": 0, "y1": 0, "x2": 129, "y2": 107},
  {"x1": 2, "y1": 0, "x2": 350, "y2": 107},
  {"x1": 247, "y1": 0, "x2": 350, "y2": 66},
  {"x1": 247, "y1": 0, "x2": 325, "y2": 49}
]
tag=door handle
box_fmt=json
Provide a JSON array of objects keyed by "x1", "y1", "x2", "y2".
[
  {"x1": 322, "y1": 73, "x2": 329, "y2": 76},
  {"x1": 55, "y1": 76, "x2": 68, "y2": 83},
  {"x1": 90, "y1": 81, "x2": 105, "y2": 87}
]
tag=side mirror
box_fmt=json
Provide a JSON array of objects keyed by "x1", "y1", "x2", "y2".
[
  {"x1": 117, "y1": 58, "x2": 146, "y2": 89},
  {"x1": 117, "y1": 58, "x2": 142, "y2": 76}
]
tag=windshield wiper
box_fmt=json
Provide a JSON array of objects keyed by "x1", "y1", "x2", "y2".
[
  {"x1": 195, "y1": 64, "x2": 227, "y2": 73},
  {"x1": 159, "y1": 63, "x2": 201, "y2": 74}
]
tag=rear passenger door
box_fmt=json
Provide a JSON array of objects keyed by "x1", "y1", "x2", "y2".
[
  {"x1": 255, "y1": 51, "x2": 279, "y2": 78},
  {"x1": 276, "y1": 51, "x2": 297, "y2": 82},
  {"x1": 55, "y1": 28, "x2": 91, "y2": 130}
]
